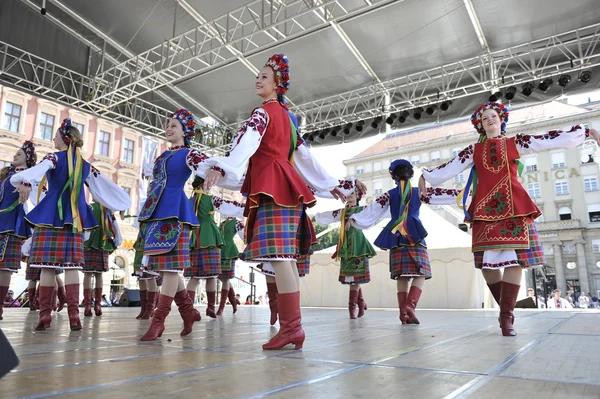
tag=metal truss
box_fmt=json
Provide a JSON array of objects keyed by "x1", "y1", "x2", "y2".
[
  {"x1": 292, "y1": 23, "x2": 600, "y2": 133},
  {"x1": 87, "y1": 0, "x2": 394, "y2": 109}
]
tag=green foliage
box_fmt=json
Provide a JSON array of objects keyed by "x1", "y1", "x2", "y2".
[{"x1": 312, "y1": 221, "x2": 340, "y2": 252}]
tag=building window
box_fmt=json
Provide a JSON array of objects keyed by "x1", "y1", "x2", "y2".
[
  {"x1": 453, "y1": 173, "x2": 465, "y2": 183},
  {"x1": 38, "y1": 112, "x2": 55, "y2": 141},
  {"x1": 584, "y1": 175, "x2": 598, "y2": 192},
  {"x1": 356, "y1": 165, "x2": 364, "y2": 175},
  {"x1": 121, "y1": 187, "x2": 132, "y2": 215},
  {"x1": 123, "y1": 139, "x2": 135, "y2": 164},
  {"x1": 562, "y1": 243, "x2": 576, "y2": 254},
  {"x1": 592, "y1": 240, "x2": 600, "y2": 253},
  {"x1": 558, "y1": 207, "x2": 572, "y2": 220},
  {"x1": 527, "y1": 183, "x2": 541, "y2": 198},
  {"x1": 551, "y1": 152, "x2": 566, "y2": 169},
  {"x1": 373, "y1": 180, "x2": 383, "y2": 195},
  {"x1": 3, "y1": 102, "x2": 22, "y2": 133},
  {"x1": 542, "y1": 243, "x2": 553, "y2": 255},
  {"x1": 588, "y1": 204, "x2": 600, "y2": 222},
  {"x1": 97, "y1": 131, "x2": 111, "y2": 157},
  {"x1": 536, "y1": 214, "x2": 544, "y2": 223},
  {"x1": 524, "y1": 156, "x2": 537, "y2": 173},
  {"x1": 452, "y1": 147, "x2": 461, "y2": 158},
  {"x1": 430, "y1": 151, "x2": 441, "y2": 161},
  {"x1": 72, "y1": 122, "x2": 84, "y2": 135},
  {"x1": 373, "y1": 162, "x2": 382, "y2": 171},
  {"x1": 1, "y1": 160, "x2": 11, "y2": 168},
  {"x1": 555, "y1": 180, "x2": 569, "y2": 195},
  {"x1": 410, "y1": 155, "x2": 420, "y2": 165}
]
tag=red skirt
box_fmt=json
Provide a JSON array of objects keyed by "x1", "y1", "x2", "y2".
[
  {"x1": 0, "y1": 234, "x2": 23, "y2": 272},
  {"x1": 29, "y1": 227, "x2": 84, "y2": 269},
  {"x1": 185, "y1": 247, "x2": 221, "y2": 278},
  {"x1": 83, "y1": 249, "x2": 109, "y2": 273},
  {"x1": 389, "y1": 245, "x2": 431, "y2": 280}
]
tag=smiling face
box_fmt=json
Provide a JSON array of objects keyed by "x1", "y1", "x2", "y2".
[
  {"x1": 12, "y1": 148, "x2": 26, "y2": 168},
  {"x1": 255, "y1": 66, "x2": 278, "y2": 100},
  {"x1": 346, "y1": 192, "x2": 357, "y2": 207},
  {"x1": 481, "y1": 108, "x2": 502, "y2": 137},
  {"x1": 165, "y1": 119, "x2": 185, "y2": 146}
]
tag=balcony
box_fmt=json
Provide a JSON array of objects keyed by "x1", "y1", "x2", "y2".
[{"x1": 535, "y1": 219, "x2": 581, "y2": 232}]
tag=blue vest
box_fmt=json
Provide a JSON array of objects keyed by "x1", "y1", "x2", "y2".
[
  {"x1": 0, "y1": 169, "x2": 30, "y2": 237},
  {"x1": 373, "y1": 187, "x2": 428, "y2": 249}
]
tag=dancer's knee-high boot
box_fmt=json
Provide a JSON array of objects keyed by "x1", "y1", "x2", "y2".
[
  {"x1": 228, "y1": 287, "x2": 238, "y2": 314},
  {"x1": 141, "y1": 294, "x2": 173, "y2": 341},
  {"x1": 357, "y1": 288, "x2": 367, "y2": 318},
  {"x1": 488, "y1": 281, "x2": 514, "y2": 324},
  {"x1": 206, "y1": 291, "x2": 217, "y2": 318},
  {"x1": 83, "y1": 288, "x2": 93, "y2": 317},
  {"x1": 397, "y1": 292, "x2": 409, "y2": 324},
  {"x1": 405, "y1": 286, "x2": 422, "y2": 325},
  {"x1": 57, "y1": 285, "x2": 66, "y2": 312},
  {"x1": 141, "y1": 291, "x2": 156, "y2": 320},
  {"x1": 94, "y1": 287, "x2": 103, "y2": 316},
  {"x1": 65, "y1": 284, "x2": 82, "y2": 330},
  {"x1": 174, "y1": 290, "x2": 201, "y2": 336},
  {"x1": 262, "y1": 292, "x2": 305, "y2": 350},
  {"x1": 499, "y1": 282, "x2": 519, "y2": 337},
  {"x1": 28, "y1": 286, "x2": 37, "y2": 311},
  {"x1": 348, "y1": 290, "x2": 358, "y2": 319},
  {"x1": 136, "y1": 289, "x2": 147, "y2": 319},
  {"x1": 34, "y1": 286, "x2": 54, "y2": 330},
  {"x1": 0, "y1": 285, "x2": 9, "y2": 320},
  {"x1": 266, "y1": 282, "x2": 278, "y2": 326},
  {"x1": 216, "y1": 289, "x2": 228, "y2": 316}
]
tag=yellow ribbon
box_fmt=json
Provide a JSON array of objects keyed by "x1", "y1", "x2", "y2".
[
  {"x1": 334, "y1": 207, "x2": 349, "y2": 262},
  {"x1": 68, "y1": 146, "x2": 84, "y2": 232},
  {"x1": 37, "y1": 175, "x2": 47, "y2": 204}
]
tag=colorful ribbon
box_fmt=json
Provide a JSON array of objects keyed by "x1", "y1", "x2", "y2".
[
  {"x1": 334, "y1": 207, "x2": 349, "y2": 262},
  {"x1": 389, "y1": 180, "x2": 414, "y2": 244},
  {"x1": 58, "y1": 146, "x2": 84, "y2": 232}
]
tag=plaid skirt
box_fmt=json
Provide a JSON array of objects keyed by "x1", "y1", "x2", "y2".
[
  {"x1": 185, "y1": 247, "x2": 221, "y2": 278},
  {"x1": 474, "y1": 220, "x2": 545, "y2": 269},
  {"x1": 390, "y1": 245, "x2": 432, "y2": 280},
  {"x1": 338, "y1": 257, "x2": 371, "y2": 285},
  {"x1": 243, "y1": 198, "x2": 314, "y2": 261},
  {"x1": 29, "y1": 227, "x2": 84, "y2": 269},
  {"x1": 83, "y1": 249, "x2": 109, "y2": 273},
  {"x1": 297, "y1": 255, "x2": 310, "y2": 277},
  {"x1": 0, "y1": 234, "x2": 23, "y2": 272},
  {"x1": 25, "y1": 263, "x2": 62, "y2": 281},
  {"x1": 145, "y1": 225, "x2": 190, "y2": 273},
  {"x1": 219, "y1": 259, "x2": 236, "y2": 279}
]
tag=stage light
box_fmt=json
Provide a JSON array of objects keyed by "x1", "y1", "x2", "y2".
[
  {"x1": 318, "y1": 130, "x2": 326, "y2": 140},
  {"x1": 356, "y1": 121, "x2": 365, "y2": 132},
  {"x1": 308, "y1": 134, "x2": 315, "y2": 142},
  {"x1": 398, "y1": 111, "x2": 410, "y2": 123},
  {"x1": 579, "y1": 71, "x2": 592, "y2": 83},
  {"x1": 522, "y1": 82, "x2": 534, "y2": 97},
  {"x1": 302, "y1": 133, "x2": 310, "y2": 141},
  {"x1": 537, "y1": 78, "x2": 553, "y2": 92},
  {"x1": 425, "y1": 104, "x2": 437, "y2": 115},
  {"x1": 558, "y1": 74, "x2": 571, "y2": 87},
  {"x1": 343, "y1": 123, "x2": 352, "y2": 135},
  {"x1": 386, "y1": 113, "x2": 397, "y2": 125},
  {"x1": 440, "y1": 100, "x2": 452, "y2": 111},
  {"x1": 413, "y1": 107, "x2": 424, "y2": 120},
  {"x1": 504, "y1": 87, "x2": 517, "y2": 100},
  {"x1": 370, "y1": 116, "x2": 383, "y2": 129},
  {"x1": 330, "y1": 127, "x2": 340, "y2": 137}
]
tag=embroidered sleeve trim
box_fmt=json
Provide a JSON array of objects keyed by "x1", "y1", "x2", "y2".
[
  {"x1": 375, "y1": 192, "x2": 390, "y2": 207},
  {"x1": 42, "y1": 153, "x2": 58, "y2": 168},
  {"x1": 186, "y1": 150, "x2": 209, "y2": 171}
]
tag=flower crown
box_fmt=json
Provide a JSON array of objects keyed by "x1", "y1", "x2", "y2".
[
  {"x1": 471, "y1": 101, "x2": 509, "y2": 135},
  {"x1": 169, "y1": 109, "x2": 196, "y2": 146},
  {"x1": 59, "y1": 118, "x2": 73, "y2": 144},
  {"x1": 264, "y1": 54, "x2": 290, "y2": 95},
  {"x1": 21, "y1": 140, "x2": 37, "y2": 168}
]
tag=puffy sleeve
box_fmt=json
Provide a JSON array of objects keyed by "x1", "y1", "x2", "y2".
[
  {"x1": 212, "y1": 196, "x2": 245, "y2": 218},
  {"x1": 21, "y1": 236, "x2": 32, "y2": 257},
  {"x1": 350, "y1": 193, "x2": 391, "y2": 230},
  {"x1": 294, "y1": 143, "x2": 345, "y2": 192},
  {"x1": 236, "y1": 221, "x2": 245, "y2": 240},
  {"x1": 190, "y1": 108, "x2": 268, "y2": 189},
  {"x1": 111, "y1": 213, "x2": 123, "y2": 247},
  {"x1": 311, "y1": 178, "x2": 361, "y2": 199},
  {"x1": 421, "y1": 144, "x2": 474, "y2": 186},
  {"x1": 515, "y1": 125, "x2": 589, "y2": 155},
  {"x1": 10, "y1": 153, "x2": 57, "y2": 188},
  {"x1": 420, "y1": 187, "x2": 461, "y2": 205},
  {"x1": 314, "y1": 209, "x2": 343, "y2": 226},
  {"x1": 86, "y1": 166, "x2": 132, "y2": 211}
]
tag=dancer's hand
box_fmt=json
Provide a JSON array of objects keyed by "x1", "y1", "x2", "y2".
[
  {"x1": 418, "y1": 175, "x2": 426, "y2": 197},
  {"x1": 345, "y1": 218, "x2": 355, "y2": 231},
  {"x1": 590, "y1": 128, "x2": 600, "y2": 146},
  {"x1": 204, "y1": 170, "x2": 222, "y2": 191},
  {"x1": 119, "y1": 211, "x2": 125, "y2": 220},
  {"x1": 15, "y1": 184, "x2": 31, "y2": 204},
  {"x1": 330, "y1": 187, "x2": 346, "y2": 202},
  {"x1": 355, "y1": 179, "x2": 367, "y2": 195}
]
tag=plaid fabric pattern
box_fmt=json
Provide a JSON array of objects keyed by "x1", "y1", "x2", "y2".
[
  {"x1": 83, "y1": 249, "x2": 109, "y2": 273},
  {"x1": 0, "y1": 235, "x2": 23, "y2": 272},
  {"x1": 185, "y1": 247, "x2": 221, "y2": 278},
  {"x1": 389, "y1": 245, "x2": 431, "y2": 280},
  {"x1": 474, "y1": 220, "x2": 545, "y2": 269},
  {"x1": 25, "y1": 263, "x2": 61, "y2": 281},
  {"x1": 338, "y1": 257, "x2": 371, "y2": 285},
  {"x1": 219, "y1": 259, "x2": 236, "y2": 279},
  {"x1": 243, "y1": 198, "x2": 314, "y2": 261},
  {"x1": 145, "y1": 225, "x2": 190, "y2": 273},
  {"x1": 29, "y1": 227, "x2": 84, "y2": 269},
  {"x1": 296, "y1": 255, "x2": 310, "y2": 277}
]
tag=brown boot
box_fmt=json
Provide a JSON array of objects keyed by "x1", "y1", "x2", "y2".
[
  {"x1": 488, "y1": 281, "x2": 514, "y2": 324},
  {"x1": 94, "y1": 287, "x2": 103, "y2": 316},
  {"x1": 228, "y1": 287, "x2": 238, "y2": 314},
  {"x1": 140, "y1": 294, "x2": 173, "y2": 341},
  {"x1": 216, "y1": 289, "x2": 228, "y2": 316},
  {"x1": 357, "y1": 288, "x2": 367, "y2": 318},
  {"x1": 28, "y1": 287, "x2": 37, "y2": 311},
  {"x1": 0, "y1": 286, "x2": 9, "y2": 320},
  {"x1": 499, "y1": 282, "x2": 520, "y2": 337},
  {"x1": 174, "y1": 290, "x2": 201, "y2": 336},
  {"x1": 405, "y1": 286, "x2": 422, "y2": 324},
  {"x1": 262, "y1": 292, "x2": 305, "y2": 350},
  {"x1": 65, "y1": 283, "x2": 82, "y2": 331},
  {"x1": 397, "y1": 292, "x2": 409, "y2": 324},
  {"x1": 267, "y1": 282, "x2": 278, "y2": 325},
  {"x1": 141, "y1": 291, "x2": 156, "y2": 319},
  {"x1": 348, "y1": 290, "x2": 358, "y2": 319},
  {"x1": 51, "y1": 287, "x2": 57, "y2": 312},
  {"x1": 206, "y1": 291, "x2": 217, "y2": 318},
  {"x1": 56, "y1": 285, "x2": 66, "y2": 312},
  {"x1": 136, "y1": 289, "x2": 147, "y2": 319},
  {"x1": 35, "y1": 286, "x2": 54, "y2": 330},
  {"x1": 83, "y1": 288, "x2": 93, "y2": 317}
]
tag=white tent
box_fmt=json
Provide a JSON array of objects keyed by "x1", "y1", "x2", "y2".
[{"x1": 301, "y1": 205, "x2": 488, "y2": 309}]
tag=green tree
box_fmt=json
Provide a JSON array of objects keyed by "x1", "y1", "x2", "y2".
[{"x1": 312, "y1": 221, "x2": 340, "y2": 252}]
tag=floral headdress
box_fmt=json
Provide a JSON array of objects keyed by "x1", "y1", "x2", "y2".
[
  {"x1": 21, "y1": 140, "x2": 37, "y2": 168},
  {"x1": 264, "y1": 54, "x2": 290, "y2": 98},
  {"x1": 59, "y1": 118, "x2": 73, "y2": 145},
  {"x1": 470, "y1": 101, "x2": 509, "y2": 135},
  {"x1": 169, "y1": 109, "x2": 196, "y2": 147},
  {"x1": 389, "y1": 159, "x2": 414, "y2": 181}
]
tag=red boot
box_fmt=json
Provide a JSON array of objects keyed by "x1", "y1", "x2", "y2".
[
  {"x1": 262, "y1": 292, "x2": 305, "y2": 350},
  {"x1": 83, "y1": 288, "x2": 93, "y2": 317},
  {"x1": 206, "y1": 291, "x2": 217, "y2": 318},
  {"x1": 51, "y1": 288, "x2": 57, "y2": 312},
  {"x1": 267, "y1": 282, "x2": 278, "y2": 326},
  {"x1": 65, "y1": 283, "x2": 82, "y2": 331},
  {"x1": 405, "y1": 286, "x2": 422, "y2": 325},
  {"x1": 488, "y1": 281, "x2": 514, "y2": 324},
  {"x1": 94, "y1": 287, "x2": 103, "y2": 316},
  {"x1": 57, "y1": 285, "x2": 66, "y2": 312},
  {"x1": 0, "y1": 286, "x2": 9, "y2": 320},
  {"x1": 35, "y1": 286, "x2": 54, "y2": 330},
  {"x1": 136, "y1": 289, "x2": 147, "y2": 319},
  {"x1": 228, "y1": 287, "x2": 238, "y2": 314},
  {"x1": 28, "y1": 287, "x2": 37, "y2": 311},
  {"x1": 140, "y1": 294, "x2": 173, "y2": 341},
  {"x1": 33, "y1": 286, "x2": 40, "y2": 310},
  {"x1": 141, "y1": 291, "x2": 156, "y2": 320},
  {"x1": 174, "y1": 290, "x2": 201, "y2": 336},
  {"x1": 397, "y1": 292, "x2": 409, "y2": 324},
  {"x1": 348, "y1": 290, "x2": 358, "y2": 319},
  {"x1": 357, "y1": 288, "x2": 367, "y2": 318},
  {"x1": 216, "y1": 289, "x2": 228, "y2": 316},
  {"x1": 499, "y1": 282, "x2": 519, "y2": 337}
]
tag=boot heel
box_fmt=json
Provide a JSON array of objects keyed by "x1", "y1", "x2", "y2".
[{"x1": 294, "y1": 343, "x2": 303, "y2": 350}]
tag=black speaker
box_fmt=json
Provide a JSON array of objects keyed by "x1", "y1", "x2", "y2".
[
  {"x1": 119, "y1": 289, "x2": 141, "y2": 307},
  {"x1": 515, "y1": 297, "x2": 537, "y2": 309}
]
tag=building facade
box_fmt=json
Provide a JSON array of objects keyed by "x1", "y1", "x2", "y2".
[{"x1": 344, "y1": 101, "x2": 600, "y2": 298}]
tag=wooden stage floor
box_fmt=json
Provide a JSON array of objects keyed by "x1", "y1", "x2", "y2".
[{"x1": 1, "y1": 306, "x2": 599, "y2": 398}]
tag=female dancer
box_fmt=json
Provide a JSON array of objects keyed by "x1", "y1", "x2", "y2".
[
  {"x1": 315, "y1": 190, "x2": 376, "y2": 319},
  {"x1": 420, "y1": 101, "x2": 600, "y2": 336},
  {"x1": 347, "y1": 160, "x2": 458, "y2": 323},
  {"x1": 0, "y1": 141, "x2": 38, "y2": 320},
  {"x1": 200, "y1": 54, "x2": 364, "y2": 350},
  {"x1": 11, "y1": 119, "x2": 130, "y2": 331},
  {"x1": 82, "y1": 201, "x2": 122, "y2": 317},
  {"x1": 184, "y1": 176, "x2": 244, "y2": 318},
  {"x1": 216, "y1": 217, "x2": 244, "y2": 316}
]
